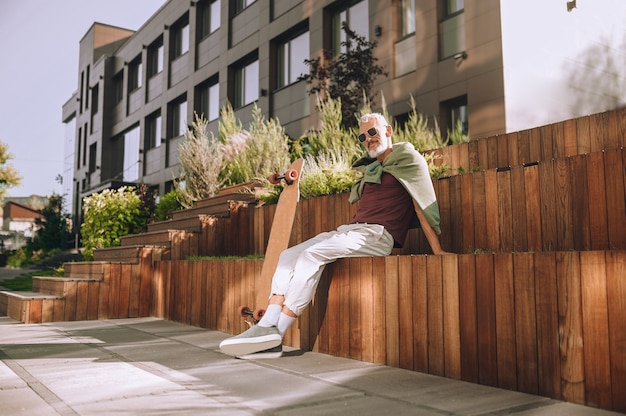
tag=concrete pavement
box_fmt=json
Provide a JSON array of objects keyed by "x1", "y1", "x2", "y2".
[{"x1": 0, "y1": 316, "x2": 622, "y2": 415}]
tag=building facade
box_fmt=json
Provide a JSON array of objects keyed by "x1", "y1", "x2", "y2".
[{"x1": 62, "y1": 0, "x2": 625, "y2": 231}]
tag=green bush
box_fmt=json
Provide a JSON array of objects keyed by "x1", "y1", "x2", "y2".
[
  {"x1": 80, "y1": 186, "x2": 147, "y2": 260},
  {"x1": 154, "y1": 190, "x2": 184, "y2": 222}
]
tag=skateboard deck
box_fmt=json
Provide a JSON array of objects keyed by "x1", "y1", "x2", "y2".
[{"x1": 253, "y1": 158, "x2": 304, "y2": 312}]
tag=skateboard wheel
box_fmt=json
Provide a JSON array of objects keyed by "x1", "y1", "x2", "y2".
[
  {"x1": 253, "y1": 308, "x2": 265, "y2": 321},
  {"x1": 285, "y1": 169, "x2": 298, "y2": 182},
  {"x1": 268, "y1": 173, "x2": 281, "y2": 184},
  {"x1": 238, "y1": 305, "x2": 250, "y2": 317}
]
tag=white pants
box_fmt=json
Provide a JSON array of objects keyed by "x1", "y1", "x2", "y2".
[{"x1": 270, "y1": 223, "x2": 394, "y2": 316}]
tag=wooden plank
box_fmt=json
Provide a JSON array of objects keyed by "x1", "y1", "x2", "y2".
[
  {"x1": 484, "y1": 169, "x2": 499, "y2": 252},
  {"x1": 86, "y1": 281, "x2": 99, "y2": 320},
  {"x1": 349, "y1": 257, "x2": 363, "y2": 360},
  {"x1": 119, "y1": 264, "x2": 131, "y2": 318},
  {"x1": 449, "y1": 175, "x2": 464, "y2": 253},
  {"x1": 412, "y1": 255, "x2": 429, "y2": 372},
  {"x1": 385, "y1": 256, "x2": 400, "y2": 367},
  {"x1": 53, "y1": 299, "x2": 65, "y2": 322},
  {"x1": 556, "y1": 252, "x2": 585, "y2": 405},
  {"x1": 486, "y1": 137, "x2": 498, "y2": 169},
  {"x1": 107, "y1": 263, "x2": 121, "y2": 319},
  {"x1": 190, "y1": 261, "x2": 204, "y2": 327},
  {"x1": 427, "y1": 255, "x2": 444, "y2": 376},
  {"x1": 456, "y1": 174, "x2": 476, "y2": 253},
  {"x1": 468, "y1": 139, "x2": 480, "y2": 170},
  {"x1": 563, "y1": 118, "x2": 578, "y2": 157},
  {"x1": 494, "y1": 253, "x2": 516, "y2": 390},
  {"x1": 552, "y1": 120, "x2": 566, "y2": 159},
  {"x1": 540, "y1": 123, "x2": 555, "y2": 160},
  {"x1": 497, "y1": 168, "x2": 513, "y2": 252},
  {"x1": 75, "y1": 281, "x2": 89, "y2": 321},
  {"x1": 524, "y1": 163, "x2": 542, "y2": 251},
  {"x1": 324, "y1": 260, "x2": 342, "y2": 357},
  {"x1": 64, "y1": 281, "x2": 78, "y2": 321},
  {"x1": 397, "y1": 256, "x2": 413, "y2": 370},
  {"x1": 372, "y1": 256, "x2": 387, "y2": 364},
  {"x1": 510, "y1": 165, "x2": 528, "y2": 251},
  {"x1": 437, "y1": 177, "x2": 452, "y2": 254},
  {"x1": 458, "y1": 254, "x2": 478, "y2": 383},
  {"x1": 98, "y1": 264, "x2": 111, "y2": 319},
  {"x1": 605, "y1": 148, "x2": 626, "y2": 249},
  {"x1": 128, "y1": 262, "x2": 140, "y2": 318},
  {"x1": 496, "y1": 134, "x2": 510, "y2": 168},
  {"x1": 517, "y1": 129, "x2": 531, "y2": 165},
  {"x1": 338, "y1": 258, "x2": 352, "y2": 358},
  {"x1": 589, "y1": 112, "x2": 607, "y2": 152},
  {"x1": 360, "y1": 257, "x2": 375, "y2": 364},
  {"x1": 528, "y1": 127, "x2": 542, "y2": 163},
  {"x1": 534, "y1": 253, "x2": 560, "y2": 399},
  {"x1": 475, "y1": 254, "x2": 498, "y2": 387},
  {"x1": 539, "y1": 160, "x2": 557, "y2": 252},
  {"x1": 570, "y1": 155, "x2": 591, "y2": 250},
  {"x1": 576, "y1": 115, "x2": 591, "y2": 154},
  {"x1": 513, "y1": 253, "x2": 538, "y2": 394},
  {"x1": 507, "y1": 131, "x2": 519, "y2": 167},
  {"x1": 587, "y1": 151, "x2": 608, "y2": 250},
  {"x1": 554, "y1": 158, "x2": 573, "y2": 250},
  {"x1": 443, "y1": 255, "x2": 460, "y2": 380},
  {"x1": 580, "y1": 251, "x2": 612, "y2": 409},
  {"x1": 28, "y1": 299, "x2": 42, "y2": 324},
  {"x1": 472, "y1": 172, "x2": 488, "y2": 251},
  {"x1": 606, "y1": 251, "x2": 626, "y2": 412},
  {"x1": 42, "y1": 299, "x2": 54, "y2": 323}
]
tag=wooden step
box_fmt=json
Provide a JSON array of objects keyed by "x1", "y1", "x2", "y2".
[
  {"x1": 120, "y1": 230, "x2": 181, "y2": 247},
  {"x1": 33, "y1": 276, "x2": 101, "y2": 297},
  {"x1": 64, "y1": 261, "x2": 107, "y2": 279},
  {"x1": 0, "y1": 290, "x2": 64, "y2": 322},
  {"x1": 147, "y1": 215, "x2": 205, "y2": 233}
]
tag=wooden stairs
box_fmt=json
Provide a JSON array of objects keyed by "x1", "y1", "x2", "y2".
[{"x1": 0, "y1": 183, "x2": 263, "y2": 323}]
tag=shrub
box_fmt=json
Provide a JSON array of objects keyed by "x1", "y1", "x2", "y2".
[
  {"x1": 177, "y1": 114, "x2": 225, "y2": 208},
  {"x1": 80, "y1": 186, "x2": 146, "y2": 260},
  {"x1": 154, "y1": 190, "x2": 184, "y2": 222}
]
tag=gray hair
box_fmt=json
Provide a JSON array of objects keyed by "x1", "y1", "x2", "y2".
[{"x1": 359, "y1": 113, "x2": 388, "y2": 127}]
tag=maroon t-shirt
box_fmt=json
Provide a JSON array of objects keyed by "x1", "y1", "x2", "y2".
[{"x1": 351, "y1": 173, "x2": 416, "y2": 247}]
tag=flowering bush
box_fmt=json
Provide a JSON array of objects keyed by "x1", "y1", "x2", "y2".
[{"x1": 80, "y1": 187, "x2": 147, "y2": 260}]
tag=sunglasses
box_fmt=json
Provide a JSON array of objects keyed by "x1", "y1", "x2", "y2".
[{"x1": 358, "y1": 127, "x2": 380, "y2": 143}]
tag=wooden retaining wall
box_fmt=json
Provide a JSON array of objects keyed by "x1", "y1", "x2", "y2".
[{"x1": 150, "y1": 251, "x2": 626, "y2": 412}]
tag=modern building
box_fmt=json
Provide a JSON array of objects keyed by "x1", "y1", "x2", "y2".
[{"x1": 62, "y1": 0, "x2": 626, "y2": 232}]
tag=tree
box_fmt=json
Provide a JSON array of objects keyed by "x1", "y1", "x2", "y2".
[
  {"x1": 32, "y1": 194, "x2": 69, "y2": 252},
  {"x1": 299, "y1": 23, "x2": 388, "y2": 128},
  {"x1": 0, "y1": 140, "x2": 22, "y2": 200}
]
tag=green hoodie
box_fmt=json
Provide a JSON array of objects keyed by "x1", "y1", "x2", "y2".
[{"x1": 349, "y1": 142, "x2": 441, "y2": 235}]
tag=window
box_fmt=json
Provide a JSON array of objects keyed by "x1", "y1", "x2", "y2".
[
  {"x1": 234, "y1": 0, "x2": 255, "y2": 14},
  {"x1": 196, "y1": 79, "x2": 220, "y2": 121},
  {"x1": 113, "y1": 71, "x2": 124, "y2": 104},
  {"x1": 91, "y1": 83, "x2": 99, "y2": 114},
  {"x1": 88, "y1": 143, "x2": 97, "y2": 174},
  {"x1": 332, "y1": 1, "x2": 368, "y2": 54},
  {"x1": 401, "y1": 0, "x2": 415, "y2": 37},
  {"x1": 277, "y1": 30, "x2": 309, "y2": 88},
  {"x1": 233, "y1": 58, "x2": 258, "y2": 108},
  {"x1": 123, "y1": 126, "x2": 140, "y2": 182},
  {"x1": 128, "y1": 56, "x2": 142, "y2": 91},
  {"x1": 446, "y1": 0, "x2": 464, "y2": 15},
  {"x1": 147, "y1": 37, "x2": 164, "y2": 77},
  {"x1": 172, "y1": 18, "x2": 190, "y2": 58},
  {"x1": 441, "y1": 96, "x2": 468, "y2": 140},
  {"x1": 439, "y1": 0, "x2": 465, "y2": 59},
  {"x1": 145, "y1": 112, "x2": 162, "y2": 149},
  {"x1": 198, "y1": 0, "x2": 221, "y2": 39},
  {"x1": 169, "y1": 98, "x2": 188, "y2": 138}
]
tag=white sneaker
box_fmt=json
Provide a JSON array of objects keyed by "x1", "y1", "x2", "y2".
[
  {"x1": 238, "y1": 344, "x2": 283, "y2": 360},
  {"x1": 219, "y1": 325, "x2": 282, "y2": 356}
]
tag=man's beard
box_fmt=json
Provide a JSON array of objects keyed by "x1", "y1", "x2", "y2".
[{"x1": 367, "y1": 140, "x2": 389, "y2": 158}]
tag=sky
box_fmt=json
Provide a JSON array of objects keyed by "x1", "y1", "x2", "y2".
[{"x1": 0, "y1": 0, "x2": 167, "y2": 199}]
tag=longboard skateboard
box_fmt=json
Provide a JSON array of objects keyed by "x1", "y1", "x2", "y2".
[{"x1": 240, "y1": 158, "x2": 304, "y2": 325}]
